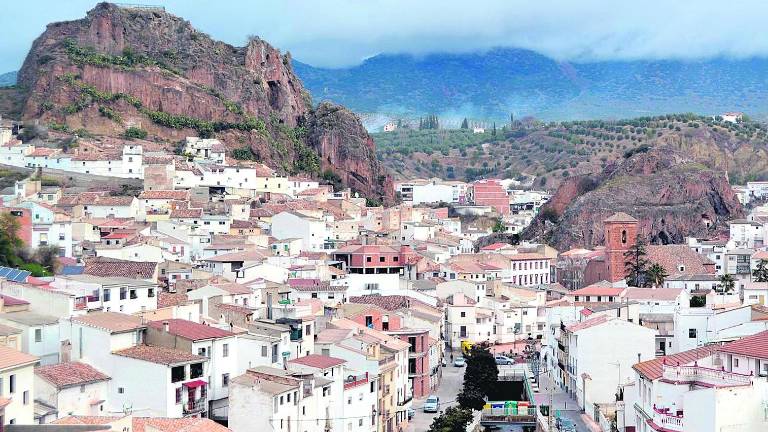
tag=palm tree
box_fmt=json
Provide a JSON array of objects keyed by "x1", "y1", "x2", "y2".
[
  {"x1": 645, "y1": 263, "x2": 669, "y2": 288},
  {"x1": 717, "y1": 273, "x2": 736, "y2": 294}
]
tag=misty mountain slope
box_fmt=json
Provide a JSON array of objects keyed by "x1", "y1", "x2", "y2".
[
  {"x1": 294, "y1": 48, "x2": 768, "y2": 121},
  {"x1": 0, "y1": 71, "x2": 16, "y2": 87}
]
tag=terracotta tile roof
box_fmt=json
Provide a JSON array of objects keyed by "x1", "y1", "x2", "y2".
[
  {"x1": 717, "y1": 330, "x2": 768, "y2": 360},
  {"x1": 646, "y1": 245, "x2": 714, "y2": 276},
  {"x1": 565, "y1": 315, "x2": 612, "y2": 332},
  {"x1": 507, "y1": 252, "x2": 549, "y2": 261},
  {"x1": 157, "y1": 292, "x2": 189, "y2": 308},
  {"x1": 138, "y1": 190, "x2": 189, "y2": 200},
  {"x1": 148, "y1": 319, "x2": 235, "y2": 341},
  {"x1": 170, "y1": 207, "x2": 203, "y2": 218},
  {"x1": 622, "y1": 288, "x2": 683, "y2": 301},
  {"x1": 204, "y1": 249, "x2": 268, "y2": 262},
  {"x1": 55, "y1": 416, "x2": 231, "y2": 432},
  {"x1": 91, "y1": 195, "x2": 135, "y2": 206},
  {"x1": 480, "y1": 242, "x2": 513, "y2": 251},
  {"x1": 604, "y1": 212, "x2": 638, "y2": 222},
  {"x1": 0, "y1": 323, "x2": 22, "y2": 337},
  {"x1": 288, "y1": 278, "x2": 346, "y2": 292},
  {"x1": 207, "y1": 280, "x2": 252, "y2": 295},
  {"x1": 349, "y1": 294, "x2": 431, "y2": 311},
  {"x1": 288, "y1": 354, "x2": 346, "y2": 369},
  {"x1": 113, "y1": 345, "x2": 207, "y2": 365},
  {"x1": 230, "y1": 219, "x2": 260, "y2": 229},
  {"x1": 0, "y1": 346, "x2": 39, "y2": 369},
  {"x1": 29, "y1": 147, "x2": 58, "y2": 157},
  {"x1": 36, "y1": 362, "x2": 110, "y2": 389},
  {"x1": 316, "y1": 328, "x2": 354, "y2": 344},
  {"x1": 0, "y1": 294, "x2": 30, "y2": 306},
  {"x1": 71, "y1": 312, "x2": 145, "y2": 333},
  {"x1": 174, "y1": 279, "x2": 209, "y2": 292},
  {"x1": 569, "y1": 283, "x2": 625, "y2": 297},
  {"x1": 633, "y1": 346, "x2": 715, "y2": 380},
  {"x1": 84, "y1": 257, "x2": 156, "y2": 279}
]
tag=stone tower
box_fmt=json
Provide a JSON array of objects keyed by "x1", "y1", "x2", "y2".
[{"x1": 604, "y1": 212, "x2": 639, "y2": 283}]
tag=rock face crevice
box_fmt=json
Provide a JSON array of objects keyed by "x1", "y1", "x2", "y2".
[
  {"x1": 17, "y1": 2, "x2": 392, "y2": 202},
  {"x1": 523, "y1": 147, "x2": 744, "y2": 250}
]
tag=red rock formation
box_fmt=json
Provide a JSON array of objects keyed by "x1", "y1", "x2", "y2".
[
  {"x1": 524, "y1": 147, "x2": 744, "y2": 250},
  {"x1": 17, "y1": 2, "x2": 392, "y2": 202}
]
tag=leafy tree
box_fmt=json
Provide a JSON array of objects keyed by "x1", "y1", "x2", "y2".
[
  {"x1": 123, "y1": 127, "x2": 148, "y2": 140},
  {"x1": 491, "y1": 218, "x2": 505, "y2": 233},
  {"x1": 458, "y1": 343, "x2": 498, "y2": 411},
  {"x1": 717, "y1": 273, "x2": 736, "y2": 293},
  {"x1": 0, "y1": 213, "x2": 23, "y2": 267},
  {"x1": 624, "y1": 234, "x2": 649, "y2": 287},
  {"x1": 645, "y1": 263, "x2": 668, "y2": 288},
  {"x1": 427, "y1": 406, "x2": 473, "y2": 432},
  {"x1": 753, "y1": 260, "x2": 768, "y2": 282},
  {"x1": 34, "y1": 245, "x2": 61, "y2": 274}
]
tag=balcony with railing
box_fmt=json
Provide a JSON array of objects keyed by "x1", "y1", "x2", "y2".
[
  {"x1": 344, "y1": 372, "x2": 369, "y2": 390},
  {"x1": 646, "y1": 405, "x2": 684, "y2": 432},
  {"x1": 661, "y1": 363, "x2": 753, "y2": 388},
  {"x1": 183, "y1": 397, "x2": 207, "y2": 416}
]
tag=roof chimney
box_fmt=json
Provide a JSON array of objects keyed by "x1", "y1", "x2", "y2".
[{"x1": 162, "y1": 321, "x2": 169, "y2": 332}]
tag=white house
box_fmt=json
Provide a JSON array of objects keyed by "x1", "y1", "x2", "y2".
[
  {"x1": 0, "y1": 346, "x2": 38, "y2": 426},
  {"x1": 34, "y1": 362, "x2": 111, "y2": 423},
  {"x1": 49, "y1": 275, "x2": 158, "y2": 315},
  {"x1": 561, "y1": 316, "x2": 656, "y2": 422},
  {"x1": 271, "y1": 211, "x2": 329, "y2": 252},
  {"x1": 0, "y1": 311, "x2": 60, "y2": 365},
  {"x1": 146, "y1": 319, "x2": 238, "y2": 420}
]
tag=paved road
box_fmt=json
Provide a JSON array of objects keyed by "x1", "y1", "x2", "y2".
[
  {"x1": 406, "y1": 358, "x2": 466, "y2": 431},
  {"x1": 535, "y1": 371, "x2": 591, "y2": 432}
]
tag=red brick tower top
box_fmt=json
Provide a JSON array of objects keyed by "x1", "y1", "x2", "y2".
[{"x1": 604, "y1": 212, "x2": 639, "y2": 283}]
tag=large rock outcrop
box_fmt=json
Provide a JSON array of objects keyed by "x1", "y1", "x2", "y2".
[
  {"x1": 523, "y1": 147, "x2": 744, "y2": 250},
  {"x1": 17, "y1": 2, "x2": 392, "y2": 202}
]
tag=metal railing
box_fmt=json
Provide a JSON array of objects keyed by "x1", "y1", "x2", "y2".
[{"x1": 662, "y1": 364, "x2": 752, "y2": 386}]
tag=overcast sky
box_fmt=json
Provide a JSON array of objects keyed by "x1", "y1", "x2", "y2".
[{"x1": 2, "y1": 0, "x2": 766, "y2": 72}]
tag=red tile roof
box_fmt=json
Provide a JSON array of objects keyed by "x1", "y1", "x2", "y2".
[
  {"x1": 604, "y1": 212, "x2": 638, "y2": 223},
  {"x1": 0, "y1": 346, "x2": 39, "y2": 370},
  {"x1": 147, "y1": 319, "x2": 235, "y2": 341},
  {"x1": 0, "y1": 294, "x2": 30, "y2": 306},
  {"x1": 288, "y1": 354, "x2": 346, "y2": 369},
  {"x1": 565, "y1": 315, "x2": 612, "y2": 332},
  {"x1": 83, "y1": 257, "x2": 156, "y2": 279},
  {"x1": 36, "y1": 362, "x2": 110, "y2": 389},
  {"x1": 138, "y1": 190, "x2": 189, "y2": 200},
  {"x1": 113, "y1": 345, "x2": 207, "y2": 365},
  {"x1": 717, "y1": 330, "x2": 768, "y2": 360},
  {"x1": 349, "y1": 294, "x2": 432, "y2": 311},
  {"x1": 72, "y1": 312, "x2": 145, "y2": 333},
  {"x1": 646, "y1": 245, "x2": 714, "y2": 276},
  {"x1": 633, "y1": 346, "x2": 715, "y2": 380},
  {"x1": 480, "y1": 242, "x2": 513, "y2": 251},
  {"x1": 54, "y1": 416, "x2": 231, "y2": 432},
  {"x1": 569, "y1": 283, "x2": 625, "y2": 297},
  {"x1": 157, "y1": 292, "x2": 189, "y2": 308}
]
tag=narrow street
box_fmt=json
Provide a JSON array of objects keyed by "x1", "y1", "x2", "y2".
[
  {"x1": 405, "y1": 356, "x2": 466, "y2": 431},
  {"x1": 534, "y1": 371, "x2": 592, "y2": 432}
]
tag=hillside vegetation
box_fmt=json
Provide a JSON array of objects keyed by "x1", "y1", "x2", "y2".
[{"x1": 374, "y1": 114, "x2": 768, "y2": 188}]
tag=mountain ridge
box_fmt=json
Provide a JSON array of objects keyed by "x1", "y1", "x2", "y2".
[{"x1": 294, "y1": 47, "x2": 768, "y2": 122}]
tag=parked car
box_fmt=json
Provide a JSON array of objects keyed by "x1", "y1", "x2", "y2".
[
  {"x1": 494, "y1": 355, "x2": 514, "y2": 365},
  {"x1": 556, "y1": 417, "x2": 577, "y2": 432},
  {"x1": 453, "y1": 356, "x2": 466, "y2": 367},
  {"x1": 407, "y1": 407, "x2": 415, "y2": 419},
  {"x1": 423, "y1": 395, "x2": 440, "y2": 413}
]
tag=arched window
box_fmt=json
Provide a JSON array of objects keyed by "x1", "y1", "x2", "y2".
[{"x1": 621, "y1": 230, "x2": 627, "y2": 244}]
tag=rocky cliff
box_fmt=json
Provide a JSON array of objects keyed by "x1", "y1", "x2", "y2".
[
  {"x1": 523, "y1": 147, "x2": 744, "y2": 250},
  {"x1": 17, "y1": 3, "x2": 392, "y2": 201}
]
